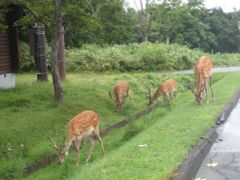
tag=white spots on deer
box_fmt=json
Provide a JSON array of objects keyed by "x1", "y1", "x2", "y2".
[
  {"x1": 147, "y1": 79, "x2": 177, "y2": 105},
  {"x1": 190, "y1": 56, "x2": 215, "y2": 105},
  {"x1": 48, "y1": 110, "x2": 104, "y2": 166}
]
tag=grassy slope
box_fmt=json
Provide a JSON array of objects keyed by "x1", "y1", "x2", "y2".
[
  {"x1": 0, "y1": 72, "x2": 176, "y2": 178},
  {"x1": 25, "y1": 72, "x2": 240, "y2": 180}
]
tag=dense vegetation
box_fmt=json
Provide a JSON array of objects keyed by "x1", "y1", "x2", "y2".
[
  {"x1": 20, "y1": 42, "x2": 240, "y2": 72},
  {"x1": 1, "y1": 72, "x2": 240, "y2": 179}
]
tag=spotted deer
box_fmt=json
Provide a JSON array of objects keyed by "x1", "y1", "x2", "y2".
[
  {"x1": 109, "y1": 81, "x2": 132, "y2": 108},
  {"x1": 147, "y1": 79, "x2": 177, "y2": 105},
  {"x1": 189, "y1": 56, "x2": 215, "y2": 105},
  {"x1": 48, "y1": 110, "x2": 104, "y2": 165}
]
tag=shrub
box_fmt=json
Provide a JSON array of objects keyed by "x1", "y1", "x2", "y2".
[
  {"x1": 19, "y1": 42, "x2": 35, "y2": 72},
  {"x1": 21, "y1": 42, "x2": 240, "y2": 73}
]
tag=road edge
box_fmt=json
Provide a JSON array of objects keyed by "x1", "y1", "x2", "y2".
[{"x1": 170, "y1": 89, "x2": 240, "y2": 180}]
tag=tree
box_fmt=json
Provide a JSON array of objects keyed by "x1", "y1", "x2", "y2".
[
  {"x1": 90, "y1": 0, "x2": 139, "y2": 44},
  {"x1": 51, "y1": 0, "x2": 63, "y2": 103},
  {"x1": 1, "y1": 0, "x2": 65, "y2": 103},
  {"x1": 203, "y1": 8, "x2": 240, "y2": 52},
  {"x1": 133, "y1": 0, "x2": 152, "y2": 42}
]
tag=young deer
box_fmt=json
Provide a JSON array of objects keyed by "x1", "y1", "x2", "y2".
[
  {"x1": 48, "y1": 110, "x2": 105, "y2": 165},
  {"x1": 109, "y1": 81, "x2": 132, "y2": 108},
  {"x1": 189, "y1": 56, "x2": 215, "y2": 105},
  {"x1": 147, "y1": 79, "x2": 177, "y2": 105}
]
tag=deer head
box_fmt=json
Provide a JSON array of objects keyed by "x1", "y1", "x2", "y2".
[
  {"x1": 47, "y1": 135, "x2": 66, "y2": 164},
  {"x1": 187, "y1": 84, "x2": 204, "y2": 105}
]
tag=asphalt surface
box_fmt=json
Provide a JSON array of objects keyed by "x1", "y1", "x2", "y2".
[
  {"x1": 162, "y1": 66, "x2": 240, "y2": 75},
  {"x1": 195, "y1": 99, "x2": 240, "y2": 180}
]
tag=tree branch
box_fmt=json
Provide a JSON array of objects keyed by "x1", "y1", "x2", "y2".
[{"x1": 22, "y1": 4, "x2": 50, "y2": 31}]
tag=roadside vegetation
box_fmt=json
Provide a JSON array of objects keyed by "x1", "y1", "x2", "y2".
[
  {"x1": 20, "y1": 42, "x2": 240, "y2": 73},
  {"x1": 1, "y1": 72, "x2": 240, "y2": 179}
]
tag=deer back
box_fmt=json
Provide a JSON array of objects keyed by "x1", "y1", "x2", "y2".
[
  {"x1": 194, "y1": 56, "x2": 212, "y2": 96},
  {"x1": 67, "y1": 110, "x2": 100, "y2": 141},
  {"x1": 150, "y1": 79, "x2": 176, "y2": 104},
  {"x1": 113, "y1": 81, "x2": 129, "y2": 105}
]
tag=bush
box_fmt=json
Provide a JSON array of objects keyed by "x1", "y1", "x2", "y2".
[
  {"x1": 19, "y1": 42, "x2": 35, "y2": 72},
  {"x1": 21, "y1": 42, "x2": 240, "y2": 73},
  {"x1": 67, "y1": 43, "x2": 197, "y2": 72}
]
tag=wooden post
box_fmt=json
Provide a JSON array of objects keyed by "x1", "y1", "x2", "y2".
[
  {"x1": 34, "y1": 22, "x2": 48, "y2": 81},
  {"x1": 57, "y1": 25, "x2": 65, "y2": 80}
]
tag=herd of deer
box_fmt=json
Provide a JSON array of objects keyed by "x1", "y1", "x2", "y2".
[{"x1": 48, "y1": 56, "x2": 215, "y2": 165}]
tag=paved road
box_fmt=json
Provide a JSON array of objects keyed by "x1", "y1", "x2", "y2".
[
  {"x1": 195, "y1": 99, "x2": 240, "y2": 180},
  {"x1": 162, "y1": 66, "x2": 240, "y2": 75}
]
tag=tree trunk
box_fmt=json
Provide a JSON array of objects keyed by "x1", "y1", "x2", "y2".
[
  {"x1": 51, "y1": 0, "x2": 63, "y2": 103},
  {"x1": 140, "y1": 11, "x2": 149, "y2": 42},
  {"x1": 139, "y1": 0, "x2": 150, "y2": 42},
  {"x1": 166, "y1": 36, "x2": 170, "y2": 45},
  {"x1": 57, "y1": 25, "x2": 66, "y2": 80}
]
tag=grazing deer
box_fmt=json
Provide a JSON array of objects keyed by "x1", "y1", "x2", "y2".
[
  {"x1": 147, "y1": 79, "x2": 177, "y2": 105},
  {"x1": 189, "y1": 56, "x2": 215, "y2": 105},
  {"x1": 48, "y1": 110, "x2": 105, "y2": 165},
  {"x1": 109, "y1": 81, "x2": 132, "y2": 108}
]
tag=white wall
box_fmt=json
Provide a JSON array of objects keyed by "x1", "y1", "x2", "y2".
[{"x1": 0, "y1": 73, "x2": 16, "y2": 89}]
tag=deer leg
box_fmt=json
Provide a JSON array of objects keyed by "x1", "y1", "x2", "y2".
[
  {"x1": 204, "y1": 84, "x2": 208, "y2": 103},
  {"x1": 209, "y1": 76, "x2": 215, "y2": 100},
  {"x1": 63, "y1": 139, "x2": 73, "y2": 156},
  {"x1": 95, "y1": 130, "x2": 105, "y2": 156},
  {"x1": 74, "y1": 138, "x2": 83, "y2": 166},
  {"x1": 165, "y1": 93, "x2": 171, "y2": 104},
  {"x1": 86, "y1": 137, "x2": 95, "y2": 162},
  {"x1": 127, "y1": 90, "x2": 133, "y2": 103}
]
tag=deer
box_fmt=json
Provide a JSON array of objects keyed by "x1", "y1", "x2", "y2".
[
  {"x1": 47, "y1": 110, "x2": 105, "y2": 165},
  {"x1": 109, "y1": 81, "x2": 132, "y2": 108},
  {"x1": 147, "y1": 79, "x2": 177, "y2": 105},
  {"x1": 188, "y1": 56, "x2": 215, "y2": 105}
]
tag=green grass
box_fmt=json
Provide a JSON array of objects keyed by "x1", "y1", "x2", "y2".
[
  {"x1": 0, "y1": 72, "x2": 184, "y2": 178},
  {"x1": 28, "y1": 72, "x2": 240, "y2": 180},
  {"x1": 1, "y1": 72, "x2": 240, "y2": 179}
]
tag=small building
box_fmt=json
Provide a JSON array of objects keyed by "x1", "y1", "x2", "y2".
[{"x1": 0, "y1": 5, "x2": 22, "y2": 89}]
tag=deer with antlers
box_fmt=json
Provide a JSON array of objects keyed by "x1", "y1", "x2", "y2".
[
  {"x1": 109, "y1": 81, "x2": 132, "y2": 108},
  {"x1": 48, "y1": 110, "x2": 104, "y2": 165},
  {"x1": 189, "y1": 56, "x2": 215, "y2": 105},
  {"x1": 147, "y1": 79, "x2": 177, "y2": 105}
]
